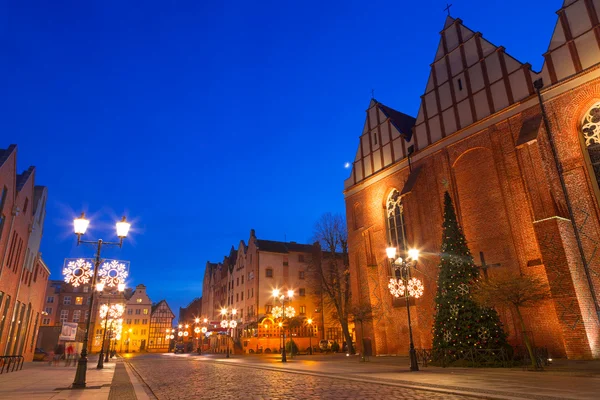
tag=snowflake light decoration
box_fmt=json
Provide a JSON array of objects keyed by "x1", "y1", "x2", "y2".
[
  {"x1": 98, "y1": 260, "x2": 129, "y2": 288},
  {"x1": 388, "y1": 278, "x2": 406, "y2": 298},
  {"x1": 229, "y1": 320, "x2": 237, "y2": 329},
  {"x1": 99, "y1": 303, "x2": 125, "y2": 319},
  {"x1": 63, "y1": 258, "x2": 94, "y2": 287},
  {"x1": 406, "y1": 278, "x2": 424, "y2": 298},
  {"x1": 478, "y1": 327, "x2": 490, "y2": 341},
  {"x1": 271, "y1": 306, "x2": 283, "y2": 319},
  {"x1": 450, "y1": 304, "x2": 459, "y2": 317},
  {"x1": 220, "y1": 320, "x2": 229, "y2": 328},
  {"x1": 201, "y1": 327, "x2": 207, "y2": 333},
  {"x1": 457, "y1": 283, "x2": 470, "y2": 295},
  {"x1": 284, "y1": 306, "x2": 296, "y2": 318},
  {"x1": 444, "y1": 330, "x2": 452, "y2": 343}
]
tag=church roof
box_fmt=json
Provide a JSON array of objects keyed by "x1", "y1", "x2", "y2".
[
  {"x1": 256, "y1": 239, "x2": 313, "y2": 254},
  {"x1": 376, "y1": 101, "x2": 415, "y2": 142}
]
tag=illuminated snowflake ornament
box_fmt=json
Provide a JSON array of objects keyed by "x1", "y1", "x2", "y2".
[
  {"x1": 478, "y1": 327, "x2": 490, "y2": 341},
  {"x1": 63, "y1": 258, "x2": 94, "y2": 287},
  {"x1": 271, "y1": 306, "x2": 283, "y2": 319},
  {"x1": 444, "y1": 330, "x2": 452, "y2": 343},
  {"x1": 284, "y1": 306, "x2": 296, "y2": 318},
  {"x1": 98, "y1": 260, "x2": 129, "y2": 288},
  {"x1": 457, "y1": 283, "x2": 470, "y2": 295},
  {"x1": 406, "y1": 278, "x2": 424, "y2": 298},
  {"x1": 201, "y1": 327, "x2": 207, "y2": 333},
  {"x1": 450, "y1": 304, "x2": 459, "y2": 317},
  {"x1": 388, "y1": 278, "x2": 406, "y2": 298},
  {"x1": 220, "y1": 320, "x2": 229, "y2": 328},
  {"x1": 229, "y1": 320, "x2": 237, "y2": 329}
]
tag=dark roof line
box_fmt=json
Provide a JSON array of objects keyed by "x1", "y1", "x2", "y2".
[{"x1": 376, "y1": 101, "x2": 416, "y2": 142}]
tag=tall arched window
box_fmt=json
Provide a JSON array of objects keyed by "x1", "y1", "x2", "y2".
[
  {"x1": 581, "y1": 103, "x2": 600, "y2": 189},
  {"x1": 386, "y1": 189, "x2": 407, "y2": 251}
]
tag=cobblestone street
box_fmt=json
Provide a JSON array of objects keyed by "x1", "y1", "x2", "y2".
[{"x1": 128, "y1": 356, "x2": 471, "y2": 400}]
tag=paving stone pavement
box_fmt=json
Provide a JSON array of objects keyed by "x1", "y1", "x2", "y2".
[{"x1": 128, "y1": 357, "x2": 473, "y2": 399}]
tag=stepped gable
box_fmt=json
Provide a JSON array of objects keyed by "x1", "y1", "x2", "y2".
[
  {"x1": 346, "y1": 99, "x2": 416, "y2": 188},
  {"x1": 542, "y1": 0, "x2": 600, "y2": 84},
  {"x1": 413, "y1": 16, "x2": 540, "y2": 152}
]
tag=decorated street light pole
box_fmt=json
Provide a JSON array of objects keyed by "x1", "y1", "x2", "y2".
[
  {"x1": 272, "y1": 289, "x2": 295, "y2": 363},
  {"x1": 99, "y1": 298, "x2": 125, "y2": 365},
  {"x1": 194, "y1": 318, "x2": 201, "y2": 354},
  {"x1": 220, "y1": 308, "x2": 237, "y2": 358},
  {"x1": 387, "y1": 247, "x2": 422, "y2": 372},
  {"x1": 66, "y1": 213, "x2": 131, "y2": 389}
]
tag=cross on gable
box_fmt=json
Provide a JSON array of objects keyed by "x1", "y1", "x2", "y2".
[
  {"x1": 477, "y1": 251, "x2": 501, "y2": 280},
  {"x1": 444, "y1": 3, "x2": 453, "y2": 16}
]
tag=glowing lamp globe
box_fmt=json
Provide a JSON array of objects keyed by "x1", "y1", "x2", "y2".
[
  {"x1": 116, "y1": 216, "x2": 131, "y2": 238},
  {"x1": 232, "y1": 309, "x2": 237, "y2": 315},
  {"x1": 272, "y1": 289, "x2": 280, "y2": 298},
  {"x1": 386, "y1": 247, "x2": 397, "y2": 260},
  {"x1": 287, "y1": 290, "x2": 294, "y2": 298},
  {"x1": 307, "y1": 318, "x2": 313, "y2": 325},
  {"x1": 220, "y1": 308, "x2": 227, "y2": 316},
  {"x1": 203, "y1": 318, "x2": 208, "y2": 323},
  {"x1": 96, "y1": 283, "x2": 105, "y2": 292},
  {"x1": 195, "y1": 318, "x2": 200, "y2": 323},
  {"x1": 74, "y1": 213, "x2": 89, "y2": 235},
  {"x1": 117, "y1": 283, "x2": 125, "y2": 292},
  {"x1": 408, "y1": 248, "x2": 420, "y2": 261}
]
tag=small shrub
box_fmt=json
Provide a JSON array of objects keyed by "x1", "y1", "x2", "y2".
[
  {"x1": 331, "y1": 341, "x2": 340, "y2": 352},
  {"x1": 285, "y1": 339, "x2": 298, "y2": 356},
  {"x1": 249, "y1": 349, "x2": 255, "y2": 354},
  {"x1": 265, "y1": 348, "x2": 272, "y2": 353}
]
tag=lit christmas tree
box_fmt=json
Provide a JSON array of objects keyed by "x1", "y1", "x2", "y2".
[{"x1": 432, "y1": 191, "x2": 508, "y2": 358}]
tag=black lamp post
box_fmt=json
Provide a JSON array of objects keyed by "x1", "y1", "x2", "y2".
[
  {"x1": 70, "y1": 213, "x2": 131, "y2": 388},
  {"x1": 272, "y1": 289, "x2": 295, "y2": 363},
  {"x1": 386, "y1": 247, "x2": 421, "y2": 372}
]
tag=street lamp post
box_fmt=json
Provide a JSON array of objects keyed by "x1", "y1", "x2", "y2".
[
  {"x1": 386, "y1": 247, "x2": 422, "y2": 372},
  {"x1": 98, "y1": 287, "x2": 125, "y2": 366},
  {"x1": 127, "y1": 329, "x2": 132, "y2": 353},
  {"x1": 220, "y1": 308, "x2": 237, "y2": 358},
  {"x1": 307, "y1": 318, "x2": 313, "y2": 355},
  {"x1": 272, "y1": 289, "x2": 295, "y2": 363},
  {"x1": 194, "y1": 318, "x2": 201, "y2": 354},
  {"x1": 70, "y1": 213, "x2": 130, "y2": 389}
]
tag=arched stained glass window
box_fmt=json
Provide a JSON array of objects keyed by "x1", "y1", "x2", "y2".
[
  {"x1": 386, "y1": 189, "x2": 407, "y2": 251},
  {"x1": 581, "y1": 103, "x2": 600, "y2": 189}
]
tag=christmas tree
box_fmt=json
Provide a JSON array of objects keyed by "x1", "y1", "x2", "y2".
[{"x1": 432, "y1": 191, "x2": 508, "y2": 359}]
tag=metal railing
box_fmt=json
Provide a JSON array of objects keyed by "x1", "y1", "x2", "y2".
[{"x1": 0, "y1": 356, "x2": 24, "y2": 374}]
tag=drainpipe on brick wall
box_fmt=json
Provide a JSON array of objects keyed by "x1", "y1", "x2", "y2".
[{"x1": 534, "y1": 78, "x2": 600, "y2": 318}]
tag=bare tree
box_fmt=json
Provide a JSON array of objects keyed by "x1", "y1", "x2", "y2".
[
  {"x1": 473, "y1": 271, "x2": 551, "y2": 369},
  {"x1": 310, "y1": 213, "x2": 354, "y2": 354}
]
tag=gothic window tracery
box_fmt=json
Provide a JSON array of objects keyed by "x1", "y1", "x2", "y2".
[
  {"x1": 581, "y1": 103, "x2": 600, "y2": 189},
  {"x1": 386, "y1": 189, "x2": 407, "y2": 252}
]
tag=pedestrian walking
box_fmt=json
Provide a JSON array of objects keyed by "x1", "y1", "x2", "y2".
[
  {"x1": 53, "y1": 343, "x2": 64, "y2": 366},
  {"x1": 65, "y1": 343, "x2": 74, "y2": 366}
]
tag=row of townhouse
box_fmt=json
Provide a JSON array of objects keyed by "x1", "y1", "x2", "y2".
[
  {"x1": 200, "y1": 229, "x2": 349, "y2": 353},
  {"x1": 0, "y1": 144, "x2": 50, "y2": 362},
  {"x1": 40, "y1": 281, "x2": 175, "y2": 353}
]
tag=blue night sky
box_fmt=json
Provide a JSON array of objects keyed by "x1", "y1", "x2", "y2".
[{"x1": 2, "y1": 0, "x2": 561, "y2": 313}]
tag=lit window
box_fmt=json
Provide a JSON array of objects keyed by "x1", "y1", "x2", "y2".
[
  {"x1": 143, "y1": 309, "x2": 148, "y2": 315},
  {"x1": 137, "y1": 299, "x2": 142, "y2": 303},
  {"x1": 300, "y1": 306, "x2": 306, "y2": 314},
  {"x1": 386, "y1": 189, "x2": 407, "y2": 252},
  {"x1": 75, "y1": 297, "x2": 83, "y2": 305}
]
